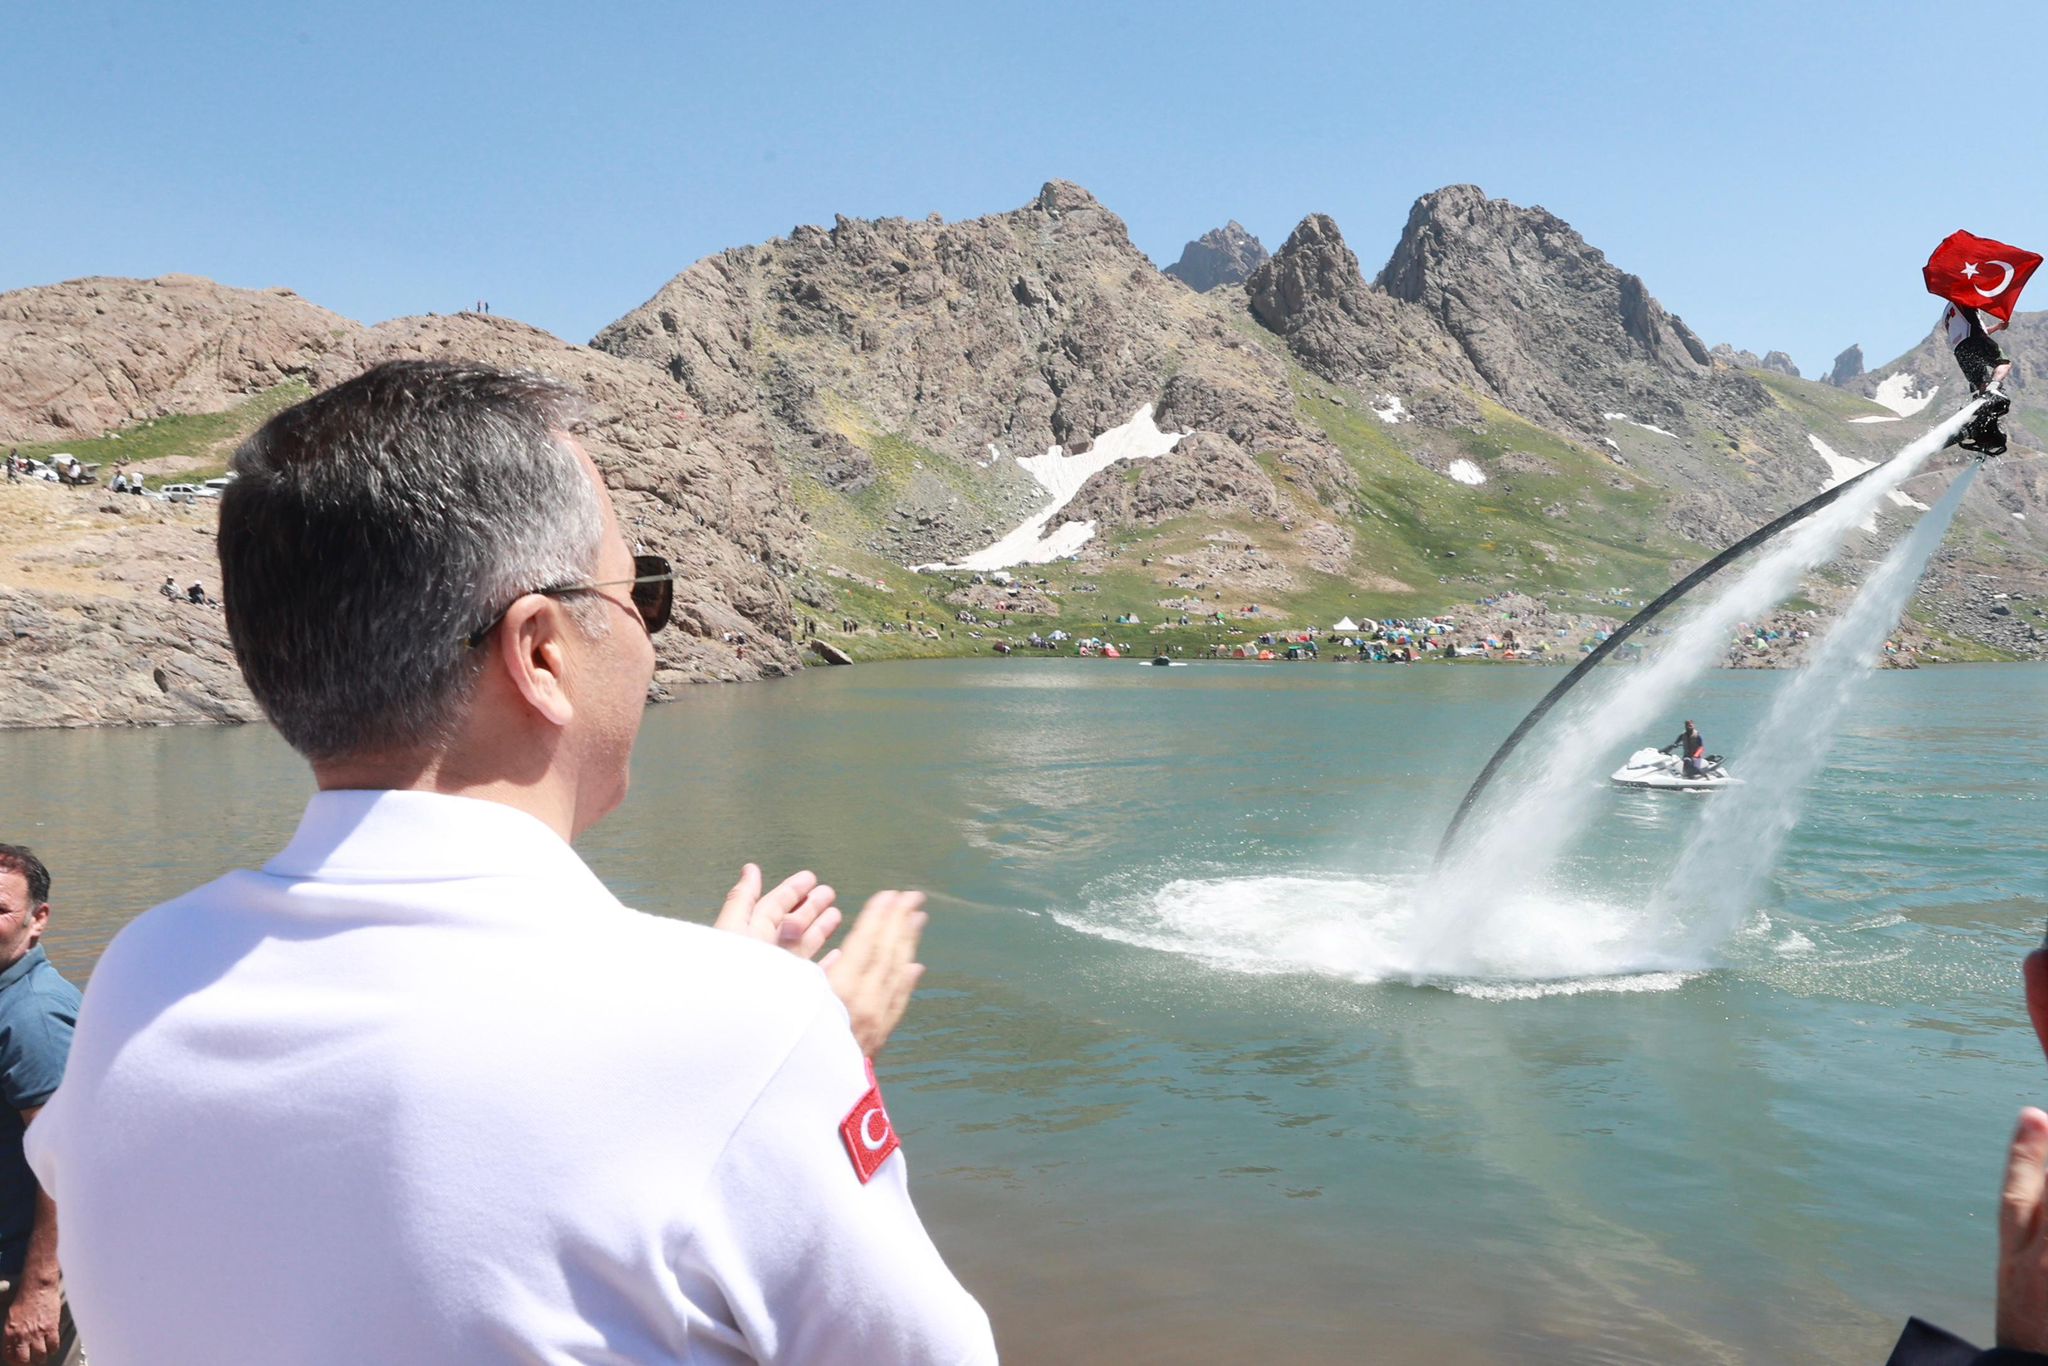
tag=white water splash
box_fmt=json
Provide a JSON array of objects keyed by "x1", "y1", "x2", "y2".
[
  {"x1": 1655, "y1": 465, "x2": 1979, "y2": 947},
  {"x1": 1050, "y1": 874, "x2": 1703, "y2": 996},
  {"x1": 1414, "y1": 404, "x2": 1978, "y2": 979}
]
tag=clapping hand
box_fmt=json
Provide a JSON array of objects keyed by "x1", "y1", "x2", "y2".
[
  {"x1": 1996, "y1": 939, "x2": 2048, "y2": 1351},
  {"x1": 715, "y1": 864, "x2": 843, "y2": 961},
  {"x1": 822, "y1": 890, "x2": 928, "y2": 1057},
  {"x1": 2000, "y1": 1109, "x2": 2048, "y2": 1352}
]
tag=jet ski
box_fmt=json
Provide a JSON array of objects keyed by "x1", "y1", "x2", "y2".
[{"x1": 1609, "y1": 748, "x2": 1739, "y2": 791}]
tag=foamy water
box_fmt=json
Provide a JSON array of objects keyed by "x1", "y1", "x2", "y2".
[{"x1": 1050, "y1": 873, "x2": 1711, "y2": 997}]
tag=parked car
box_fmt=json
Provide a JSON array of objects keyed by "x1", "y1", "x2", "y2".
[
  {"x1": 160, "y1": 483, "x2": 202, "y2": 504},
  {"x1": 199, "y1": 476, "x2": 236, "y2": 497}
]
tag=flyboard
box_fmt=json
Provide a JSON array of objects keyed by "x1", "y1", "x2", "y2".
[{"x1": 1431, "y1": 398, "x2": 1985, "y2": 869}]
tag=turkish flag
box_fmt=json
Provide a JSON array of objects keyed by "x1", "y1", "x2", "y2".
[
  {"x1": 1924, "y1": 231, "x2": 2042, "y2": 329},
  {"x1": 838, "y1": 1060, "x2": 901, "y2": 1185}
]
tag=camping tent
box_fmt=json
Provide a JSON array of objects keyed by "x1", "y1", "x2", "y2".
[{"x1": 1332, "y1": 617, "x2": 1359, "y2": 632}]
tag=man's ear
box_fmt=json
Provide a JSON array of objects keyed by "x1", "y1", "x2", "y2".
[
  {"x1": 494, "y1": 596, "x2": 576, "y2": 729},
  {"x1": 27, "y1": 903, "x2": 48, "y2": 948}
]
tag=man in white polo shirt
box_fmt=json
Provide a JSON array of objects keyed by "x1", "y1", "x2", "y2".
[{"x1": 26, "y1": 361, "x2": 995, "y2": 1364}]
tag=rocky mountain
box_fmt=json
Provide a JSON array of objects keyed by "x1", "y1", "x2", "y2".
[
  {"x1": 1162, "y1": 222, "x2": 1269, "y2": 292},
  {"x1": 1377, "y1": 185, "x2": 1729, "y2": 438},
  {"x1": 591, "y1": 182, "x2": 1340, "y2": 566},
  {"x1": 1241, "y1": 213, "x2": 1486, "y2": 426},
  {"x1": 0, "y1": 285, "x2": 808, "y2": 728},
  {"x1": 3, "y1": 179, "x2": 2043, "y2": 731},
  {"x1": 1711, "y1": 345, "x2": 1800, "y2": 378},
  {"x1": 0, "y1": 276, "x2": 357, "y2": 444},
  {"x1": 1827, "y1": 344, "x2": 1865, "y2": 386}
]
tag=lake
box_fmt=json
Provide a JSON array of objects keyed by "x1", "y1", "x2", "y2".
[{"x1": 11, "y1": 658, "x2": 2045, "y2": 1363}]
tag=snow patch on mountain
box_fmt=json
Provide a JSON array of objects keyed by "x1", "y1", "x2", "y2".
[
  {"x1": 916, "y1": 405, "x2": 1188, "y2": 571},
  {"x1": 1602, "y1": 412, "x2": 1677, "y2": 438},
  {"x1": 1806, "y1": 434, "x2": 1930, "y2": 533},
  {"x1": 1447, "y1": 459, "x2": 1487, "y2": 486},
  {"x1": 1873, "y1": 373, "x2": 1937, "y2": 417}
]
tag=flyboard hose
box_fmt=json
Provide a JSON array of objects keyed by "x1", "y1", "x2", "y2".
[{"x1": 1431, "y1": 400, "x2": 1983, "y2": 869}]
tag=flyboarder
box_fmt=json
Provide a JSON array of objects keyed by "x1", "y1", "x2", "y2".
[
  {"x1": 1942, "y1": 301, "x2": 2012, "y2": 456},
  {"x1": 1923, "y1": 231, "x2": 2042, "y2": 458}
]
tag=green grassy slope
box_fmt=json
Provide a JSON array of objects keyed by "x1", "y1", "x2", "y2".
[
  {"x1": 793, "y1": 340, "x2": 1710, "y2": 660},
  {"x1": 7, "y1": 382, "x2": 311, "y2": 488}
]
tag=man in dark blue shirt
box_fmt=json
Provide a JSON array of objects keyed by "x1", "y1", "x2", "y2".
[{"x1": 0, "y1": 846, "x2": 80, "y2": 1366}]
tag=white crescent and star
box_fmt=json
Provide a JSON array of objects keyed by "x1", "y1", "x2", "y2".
[
  {"x1": 1972, "y1": 260, "x2": 2017, "y2": 297},
  {"x1": 860, "y1": 1107, "x2": 893, "y2": 1151}
]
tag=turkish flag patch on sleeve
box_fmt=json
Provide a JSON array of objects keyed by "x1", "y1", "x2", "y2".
[{"x1": 839, "y1": 1060, "x2": 901, "y2": 1185}]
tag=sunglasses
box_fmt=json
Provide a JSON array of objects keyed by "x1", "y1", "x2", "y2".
[{"x1": 464, "y1": 553, "x2": 675, "y2": 649}]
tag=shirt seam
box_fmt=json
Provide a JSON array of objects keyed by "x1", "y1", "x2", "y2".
[{"x1": 669, "y1": 986, "x2": 846, "y2": 1253}]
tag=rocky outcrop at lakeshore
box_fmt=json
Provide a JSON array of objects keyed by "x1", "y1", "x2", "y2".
[
  {"x1": 0, "y1": 276, "x2": 360, "y2": 444},
  {"x1": 0, "y1": 292, "x2": 812, "y2": 730}
]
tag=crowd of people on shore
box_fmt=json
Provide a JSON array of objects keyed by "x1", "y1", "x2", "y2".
[{"x1": 0, "y1": 361, "x2": 2038, "y2": 1364}]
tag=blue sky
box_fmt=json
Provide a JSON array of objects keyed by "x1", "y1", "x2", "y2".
[{"x1": 7, "y1": 0, "x2": 2044, "y2": 378}]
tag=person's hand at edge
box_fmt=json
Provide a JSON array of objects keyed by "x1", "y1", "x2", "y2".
[
  {"x1": 822, "y1": 890, "x2": 927, "y2": 1057},
  {"x1": 2, "y1": 1276, "x2": 60, "y2": 1366},
  {"x1": 715, "y1": 864, "x2": 842, "y2": 961},
  {"x1": 2000, "y1": 1108, "x2": 2048, "y2": 1352}
]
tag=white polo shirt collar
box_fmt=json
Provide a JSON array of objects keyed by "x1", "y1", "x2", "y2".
[{"x1": 266, "y1": 789, "x2": 618, "y2": 903}]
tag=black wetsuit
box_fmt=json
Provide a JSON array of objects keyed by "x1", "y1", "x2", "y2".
[
  {"x1": 1950, "y1": 305, "x2": 2008, "y2": 391},
  {"x1": 1668, "y1": 729, "x2": 1706, "y2": 776},
  {"x1": 1945, "y1": 305, "x2": 2011, "y2": 455}
]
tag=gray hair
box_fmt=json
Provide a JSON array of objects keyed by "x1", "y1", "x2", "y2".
[{"x1": 219, "y1": 359, "x2": 609, "y2": 762}]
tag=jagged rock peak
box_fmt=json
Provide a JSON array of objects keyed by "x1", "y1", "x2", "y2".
[
  {"x1": 1035, "y1": 180, "x2": 1100, "y2": 215},
  {"x1": 1244, "y1": 215, "x2": 1364, "y2": 332},
  {"x1": 1374, "y1": 183, "x2": 1715, "y2": 433},
  {"x1": 1711, "y1": 344, "x2": 1801, "y2": 378},
  {"x1": 1163, "y1": 221, "x2": 1270, "y2": 292},
  {"x1": 1827, "y1": 344, "x2": 1865, "y2": 386}
]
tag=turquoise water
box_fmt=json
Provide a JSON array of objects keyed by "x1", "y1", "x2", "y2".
[{"x1": 11, "y1": 659, "x2": 2045, "y2": 1362}]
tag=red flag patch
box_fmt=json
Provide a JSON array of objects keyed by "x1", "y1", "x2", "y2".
[
  {"x1": 839, "y1": 1063, "x2": 900, "y2": 1184},
  {"x1": 1924, "y1": 230, "x2": 2042, "y2": 328}
]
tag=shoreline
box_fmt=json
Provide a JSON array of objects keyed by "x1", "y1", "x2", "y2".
[{"x1": 0, "y1": 646, "x2": 2026, "y2": 738}]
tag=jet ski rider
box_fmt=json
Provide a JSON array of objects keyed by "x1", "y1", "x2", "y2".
[{"x1": 1664, "y1": 720, "x2": 1708, "y2": 778}]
